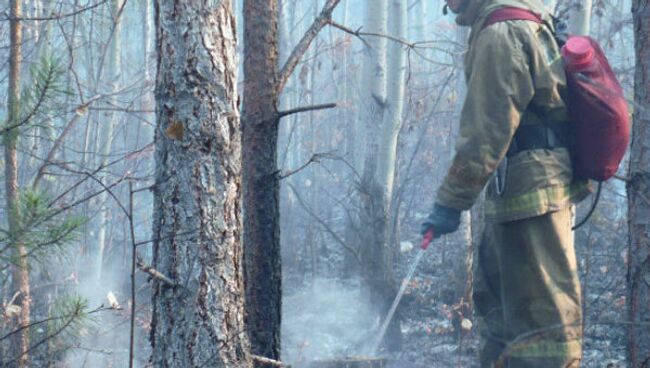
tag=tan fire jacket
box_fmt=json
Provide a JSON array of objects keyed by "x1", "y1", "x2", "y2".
[{"x1": 436, "y1": 0, "x2": 590, "y2": 222}]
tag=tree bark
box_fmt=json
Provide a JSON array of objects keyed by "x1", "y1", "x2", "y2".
[
  {"x1": 5, "y1": 1, "x2": 31, "y2": 367},
  {"x1": 242, "y1": 0, "x2": 341, "y2": 361},
  {"x1": 627, "y1": 0, "x2": 650, "y2": 365},
  {"x1": 242, "y1": 0, "x2": 283, "y2": 362},
  {"x1": 150, "y1": 1, "x2": 250, "y2": 366}
]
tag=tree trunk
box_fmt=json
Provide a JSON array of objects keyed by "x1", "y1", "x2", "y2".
[
  {"x1": 379, "y1": 0, "x2": 406, "y2": 205},
  {"x1": 627, "y1": 0, "x2": 650, "y2": 365},
  {"x1": 96, "y1": 0, "x2": 123, "y2": 283},
  {"x1": 242, "y1": 0, "x2": 282, "y2": 362},
  {"x1": 142, "y1": 0, "x2": 154, "y2": 83},
  {"x1": 5, "y1": 1, "x2": 31, "y2": 367},
  {"x1": 242, "y1": 0, "x2": 341, "y2": 360},
  {"x1": 150, "y1": 1, "x2": 250, "y2": 366},
  {"x1": 357, "y1": 0, "x2": 400, "y2": 351},
  {"x1": 568, "y1": 0, "x2": 592, "y2": 36}
]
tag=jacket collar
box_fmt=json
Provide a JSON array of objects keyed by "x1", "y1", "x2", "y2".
[{"x1": 457, "y1": 0, "x2": 550, "y2": 43}]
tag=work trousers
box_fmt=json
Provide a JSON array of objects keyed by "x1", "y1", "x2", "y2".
[{"x1": 473, "y1": 207, "x2": 582, "y2": 368}]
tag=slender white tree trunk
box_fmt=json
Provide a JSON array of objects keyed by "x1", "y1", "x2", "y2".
[
  {"x1": 143, "y1": 0, "x2": 154, "y2": 83},
  {"x1": 414, "y1": 0, "x2": 429, "y2": 42},
  {"x1": 378, "y1": 0, "x2": 407, "y2": 204},
  {"x1": 96, "y1": 0, "x2": 123, "y2": 283},
  {"x1": 569, "y1": 0, "x2": 592, "y2": 35},
  {"x1": 356, "y1": 0, "x2": 388, "y2": 172}
]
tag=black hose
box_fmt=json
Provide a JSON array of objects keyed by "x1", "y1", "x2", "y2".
[{"x1": 572, "y1": 181, "x2": 603, "y2": 231}]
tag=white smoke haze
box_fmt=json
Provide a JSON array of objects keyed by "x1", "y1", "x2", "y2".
[
  {"x1": 282, "y1": 278, "x2": 380, "y2": 365},
  {"x1": 61, "y1": 253, "x2": 149, "y2": 368}
]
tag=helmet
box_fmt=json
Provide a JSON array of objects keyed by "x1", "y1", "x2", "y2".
[{"x1": 444, "y1": 0, "x2": 471, "y2": 14}]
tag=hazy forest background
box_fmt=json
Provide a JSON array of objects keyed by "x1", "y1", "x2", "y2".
[{"x1": 0, "y1": 0, "x2": 648, "y2": 367}]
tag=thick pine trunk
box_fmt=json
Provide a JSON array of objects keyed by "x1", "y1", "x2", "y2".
[
  {"x1": 5, "y1": 1, "x2": 31, "y2": 367},
  {"x1": 627, "y1": 0, "x2": 650, "y2": 365},
  {"x1": 242, "y1": 0, "x2": 282, "y2": 362},
  {"x1": 150, "y1": 1, "x2": 250, "y2": 366}
]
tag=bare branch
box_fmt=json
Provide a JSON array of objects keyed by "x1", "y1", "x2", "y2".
[
  {"x1": 1, "y1": 1, "x2": 109, "y2": 21},
  {"x1": 251, "y1": 355, "x2": 287, "y2": 367},
  {"x1": 280, "y1": 153, "x2": 323, "y2": 180},
  {"x1": 288, "y1": 184, "x2": 360, "y2": 261},
  {"x1": 32, "y1": 94, "x2": 104, "y2": 189},
  {"x1": 137, "y1": 257, "x2": 175, "y2": 287},
  {"x1": 278, "y1": 102, "x2": 337, "y2": 118},
  {"x1": 276, "y1": 0, "x2": 342, "y2": 94},
  {"x1": 328, "y1": 20, "x2": 416, "y2": 48}
]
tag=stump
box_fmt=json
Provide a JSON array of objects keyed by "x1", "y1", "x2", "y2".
[{"x1": 306, "y1": 357, "x2": 387, "y2": 368}]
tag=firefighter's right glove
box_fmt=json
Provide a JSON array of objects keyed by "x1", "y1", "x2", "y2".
[{"x1": 420, "y1": 204, "x2": 461, "y2": 238}]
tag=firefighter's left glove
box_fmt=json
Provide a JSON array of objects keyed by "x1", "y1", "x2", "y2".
[{"x1": 420, "y1": 204, "x2": 461, "y2": 238}]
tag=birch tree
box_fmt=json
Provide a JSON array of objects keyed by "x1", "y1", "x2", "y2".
[
  {"x1": 627, "y1": 0, "x2": 650, "y2": 364},
  {"x1": 378, "y1": 0, "x2": 407, "y2": 206},
  {"x1": 356, "y1": 0, "x2": 404, "y2": 350},
  {"x1": 96, "y1": 0, "x2": 124, "y2": 283},
  {"x1": 569, "y1": 0, "x2": 593, "y2": 35},
  {"x1": 150, "y1": 1, "x2": 250, "y2": 366}
]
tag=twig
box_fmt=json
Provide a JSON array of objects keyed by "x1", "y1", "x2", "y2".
[
  {"x1": 133, "y1": 230, "x2": 197, "y2": 247},
  {"x1": 251, "y1": 355, "x2": 286, "y2": 367},
  {"x1": 280, "y1": 153, "x2": 327, "y2": 180},
  {"x1": 0, "y1": 305, "x2": 111, "y2": 343},
  {"x1": 614, "y1": 174, "x2": 631, "y2": 182},
  {"x1": 276, "y1": 0, "x2": 342, "y2": 94},
  {"x1": 278, "y1": 102, "x2": 337, "y2": 118},
  {"x1": 328, "y1": 20, "x2": 416, "y2": 48},
  {"x1": 1, "y1": 0, "x2": 109, "y2": 21},
  {"x1": 32, "y1": 94, "x2": 104, "y2": 189},
  {"x1": 128, "y1": 182, "x2": 136, "y2": 368},
  {"x1": 136, "y1": 257, "x2": 175, "y2": 287},
  {"x1": 288, "y1": 184, "x2": 360, "y2": 261}
]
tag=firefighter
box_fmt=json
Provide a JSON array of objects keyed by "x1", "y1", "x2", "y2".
[{"x1": 420, "y1": 0, "x2": 591, "y2": 366}]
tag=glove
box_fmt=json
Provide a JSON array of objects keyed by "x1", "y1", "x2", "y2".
[{"x1": 420, "y1": 203, "x2": 461, "y2": 238}]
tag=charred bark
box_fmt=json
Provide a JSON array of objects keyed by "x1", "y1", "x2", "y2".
[
  {"x1": 242, "y1": 0, "x2": 282, "y2": 361},
  {"x1": 627, "y1": 0, "x2": 650, "y2": 365},
  {"x1": 150, "y1": 1, "x2": 250, "y2": 366},
  {"x1": 241, "y1": 0, "x2": 341, "y2": 362}
]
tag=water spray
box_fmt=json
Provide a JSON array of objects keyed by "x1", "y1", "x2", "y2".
[{"x1": 366, "y1": 229, "x2": 435, "y2": 355}]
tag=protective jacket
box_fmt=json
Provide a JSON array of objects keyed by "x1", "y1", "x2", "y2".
[{"x1": 435, "y1": 0, "x2": 590, "y2": 222}]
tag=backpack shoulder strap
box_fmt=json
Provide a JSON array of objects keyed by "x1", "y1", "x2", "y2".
[{"x1": 483, "y1": 7, "x2": 543, "y2": 29}]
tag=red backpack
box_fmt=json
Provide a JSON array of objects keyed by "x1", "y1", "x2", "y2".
[{"x1": 484, "y1": 8, "x2": 630, "y2": 181}]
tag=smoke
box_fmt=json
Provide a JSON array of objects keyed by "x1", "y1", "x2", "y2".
[
  {"x1": 282, "y1": 278, "x2": 379, "y2": 365},
  {"x1": 60, "y1": 249, "x2": 149, "y2": 368}
]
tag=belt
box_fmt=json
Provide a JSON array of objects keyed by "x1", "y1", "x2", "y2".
[{"x1": 506, "y1": 123, "x2": 569, "y2": 158}]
